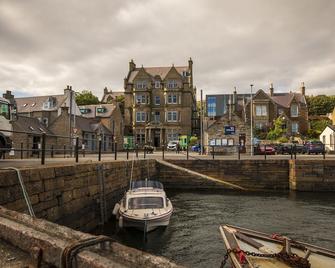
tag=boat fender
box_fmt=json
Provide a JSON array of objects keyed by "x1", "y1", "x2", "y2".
[
  {"x1": 119, "y1": 216, "x2": 123, "y2": 228},
  {"x1": 237, "y1": 250, "x2": 246, "y2": 264},
  {"x1": 112, "y1": 203, "x2": 120, "y2": 216}
]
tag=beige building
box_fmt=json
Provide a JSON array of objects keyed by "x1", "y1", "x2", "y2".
[{"x1": 124, "y1": 58, "x2": 198, "y2": 147}]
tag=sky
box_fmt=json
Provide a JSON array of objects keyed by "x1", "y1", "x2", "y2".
[{"x1": 0, "y1": 0, "x2": 335, "y2": 99}]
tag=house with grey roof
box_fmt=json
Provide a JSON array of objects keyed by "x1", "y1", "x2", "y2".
[
  {"x1": 123, "y1": 58, "x2": 198, "y2": 147},
  {"x1": 79, "y1": 103, "x2": 124, "y2": 150},
  {"x1": 101, "y1": 87, "x2": 124, "y2": 103}
]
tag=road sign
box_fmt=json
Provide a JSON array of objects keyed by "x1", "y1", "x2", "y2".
[{"x1": 224, "y1": 126, "x2": 235, "y2": 135}]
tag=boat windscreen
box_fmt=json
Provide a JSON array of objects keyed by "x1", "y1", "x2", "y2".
[
  {"x1": 128, "y1": 197, "x2": 164, "y2": 209},
  {"x1": 131, "y1": 180, "x2": 163, "y2": 189}
]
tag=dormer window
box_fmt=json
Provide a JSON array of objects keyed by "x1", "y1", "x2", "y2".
[
  {"x1": 97, "y1": 107, "x2": 106, "y2": 113},
  {"x1": 23, "y1": 103, "x2": 27, "y2": 107},
  {"x1": 43, "y1": 97, "x2": 56, "y2": 110},
  {"x1": 31, "y1": 102, "x2": 36, "y2": 107},
  {"x1": 290, "y1": 104, "x2": 298, "y2": 117},
  {"x1": 136, "y1": 80, "x2": 147, "y2": 89},
  {"x1": 154, "y1": 81, "x2": 161, "y2": 88},
  {"x1": 80, "y1": 108, "x2": 91, "y2": 114},
  {"x1": 167, "y1": 80, "x2": 178, "y2": 89}
]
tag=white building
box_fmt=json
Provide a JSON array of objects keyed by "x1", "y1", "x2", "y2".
[{"x1": 320, "y1": 125, "x2": 335, "y2": 152}]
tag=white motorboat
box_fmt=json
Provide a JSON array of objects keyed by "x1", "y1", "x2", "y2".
[{"x1": 113, "y1": 180, "x2": 173, "y2": 232}]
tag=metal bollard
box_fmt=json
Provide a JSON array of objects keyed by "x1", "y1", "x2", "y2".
[
  {"x1": 238, "y1": 145, "x2": 240, "y2": 160},
  {"x1": 264, "y1": 145, "x2": 267, "y2": 160},
  {"x1": 144, "y1": 146, "x2": 146, "y2": 159},
  {"x1": 136, "y1": 144, "x2": 138, "y2": 158},
  {"x1": 294, "y1": 145, "x2": 297, "y2": 160},
  {"x1": 212, "y1": 146, "x2": 215, "y2": 159},
  {"x1": 290, "y1": 145, "x2": 293, "y2": 160},
  {"x1": 75, "y1": 137, "x2": 79, "y2": 163},
  {"x1": 162, "y1": 143, "x2": 165, "y2": 160},
  {"x1": 20, "y1": 142, "x2": 23, "y2": 159},
  {"x1": 41, "y1": 133, "x2": 46, "y2": 165},
  {"x1": 323, "y1": 146, "x2": 326, "y2": 160},
  {"x1": 126, "y1": 147, "x2": 129, "y2": 159},
  {"x1": 98, "y1": 139, "x2": 102, "y2": 161},
  {"x1": 186, "y1": 145, "x2": 189, "y2": 160},
  {"x1": 64, "y1": 145, "x2": 66, "y2": 158},
  {"x1": 51, "y1": 145, "x2": 54, "y2": 158},
  {"x1": 115, "y1": 142, "x2": 117, "y2": 160}
]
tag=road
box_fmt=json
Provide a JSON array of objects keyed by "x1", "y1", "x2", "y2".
[{"x1": 0, "y1": 151, "x2": 334, "y2": 168}]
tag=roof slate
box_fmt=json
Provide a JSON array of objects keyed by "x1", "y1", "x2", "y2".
[
  {"x1": 13, "y1": 115, "x2": 53, "y2": 135},
  {"x1": 16, "y1": 95, "x2": 66, "y2": 113},
  {"x1": 79, "y1": 104, "x2": 117, "y2": 118}
]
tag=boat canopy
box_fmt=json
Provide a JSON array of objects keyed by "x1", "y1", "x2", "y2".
[{"x1": 131, "y1": 180, "x2": 163, "y2": 190}]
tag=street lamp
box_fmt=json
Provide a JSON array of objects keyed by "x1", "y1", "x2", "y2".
[{"x1": 250, "y1": 84, "x2": 254, "y2": 156}]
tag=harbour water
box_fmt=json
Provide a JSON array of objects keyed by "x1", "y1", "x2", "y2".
[{"x1": 95, "y1": 190, "x2": 335, "y2": 267}]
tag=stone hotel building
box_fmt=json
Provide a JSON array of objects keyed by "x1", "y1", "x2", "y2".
[{"x1": 124, "y1": 58, "x2": 198, "y2": 147}]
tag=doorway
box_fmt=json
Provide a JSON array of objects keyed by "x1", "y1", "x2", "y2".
[{"x1": 153, "y1": 129, "x2": 160, "y2": 147}]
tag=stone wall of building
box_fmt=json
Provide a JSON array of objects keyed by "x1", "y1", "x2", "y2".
[
  {"x1": 0, "y1": 160, "x2": 156, "y2": 232},
  {"x1": 289, "y1": 160, "x2": 335, "y2": 191}
]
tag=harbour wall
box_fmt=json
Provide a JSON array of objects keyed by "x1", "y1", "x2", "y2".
[
  {"x1": 0, "y1": 160, "x2": 156, "y2": 232},
  {"x1": 159, "y1": 159, "x2": 289, "y2": 190},
  {"x1": 289, "y1": 160, "x2": 335, "y2": 191}
]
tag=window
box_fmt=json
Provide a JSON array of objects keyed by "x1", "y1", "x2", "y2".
[
  {"x1": 291, "y1": 122, "x2": 299, "y2": 133},
  {"x1": 136, "y1": 80, "x2": 147, "y2": 89},
  {"x1": 167, "y1": 94, "x2": 178, "y2": 104},
  {"x1": 136, "y1": 112, "x2": 146, "y2": 122},
  {"x1": 155, "y1": 81, "x2": 161, "y2": 88},
  {"x1": 80, "y1": 108, "x2": 91, "y2": 114},
  {"x1": 128, "y1": 197, "x2": 164, "y2": 209},
  {"x1": 154, "y1": 96, "x2": 160, "y2": 105},
  {"x1": 255, "y1": 105, "x2": 267, "y2": 116},
  {"x1": 153, "y1": 111, "x2": 160, "y2": 123},
  {"x1": 207, "y1": 96, "x2": 216, "y2": 117},
  {"x1": 167, "y1": 111, "x2": 178, "y2": 122},
  {"x1": 167, "y1": 80, "x2": 178, "y2": 88},
  {"x1": 96, "y1": 107, "x2": 106, "y2": 113},
  {"x1": 322, "y1": 135, "x2": 326, "y2": 144},
  {"x1": 42, "y1": 118, "x2": 48, "y2": 127},
  {"x1": 255, "y1": 122, "x2": 264, "y2": 130},
  {"x1": 136, "y1": 133, "x2": 145, "y2": 145},
  {"x1": 291, "y1": 104, "x2": 298, "y2": 117},
  {"x1": 0, "y1": 102, "x2": 10, "y2": 120},
  {"x1": 43, "y1": 97, "x2": 56, "y2": 110},
  {"x1": 136, "y1": 95, "x2": 147, "y2": 104},
  {"x1": 167, "y1": 130, "x2": 178, "y2": 141}
]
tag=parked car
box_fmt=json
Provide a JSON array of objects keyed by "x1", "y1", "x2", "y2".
[
  {"x1": 277, "y1": 143, "x2": 306, "y2": 154},
  {"x1": 167, "y1": 140, "x2": 179, "y2": 150},
  {"x1": 254, "y1": 144, "x2": 276, "y2": 155},
  {"x1": 191, "y1": 144, "x2": 201, "y2": 152},
  {"x1": 144, "y1": 145, "x2": 154, "y2": 154},
  {"x1": 304, "y1": 141, "x2": 324, "y2": 155}
]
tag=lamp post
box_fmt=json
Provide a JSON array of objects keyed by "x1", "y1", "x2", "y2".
[{"x1": 250, "y1": 84, "x2": 254, "y2": 156}]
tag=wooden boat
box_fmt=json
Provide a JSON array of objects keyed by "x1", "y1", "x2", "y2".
[
  {"x1": 219, "y1": 224, "x2": 335, "y2": 268},
  {"x1": 113, "y1": 180, "x2": 173, "y2": 232}
]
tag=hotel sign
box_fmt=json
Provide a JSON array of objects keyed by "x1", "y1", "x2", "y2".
[{"x1": 224, "y1": 126, "x2": 235, "y2": 135}]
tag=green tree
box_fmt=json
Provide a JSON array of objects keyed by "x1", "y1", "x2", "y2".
[
  {"x1": 75, "y1": 90, "x2": 100, "y2": 105},
  {"x1": 307, "y1": 118, "x2": 331, "y2": 139},
  {"x1": 306, "y1": 95, "x2": 335, "y2": 115},
  {"x1": 266, "y1": 117, "x2": 287, "y2": 140}
]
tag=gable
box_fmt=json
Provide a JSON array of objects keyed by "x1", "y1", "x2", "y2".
[
  {"x1": 163, "y1": 66, "x2": 183, "y2": 81},
  {"x1": 253, "y1": 89, "x2": 272, "y2": 101}
]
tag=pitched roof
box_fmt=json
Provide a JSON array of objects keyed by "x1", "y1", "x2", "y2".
[
  {"x1": 101, "y1": 91, "x2": 124, "y2": 103},
  {"x1": 270, "y1": 92, "x2": 306, "y2": 108},
  {"x1": 74, "y1": 116, "x2": 112, "y2": 135},
  {"x1": 15, "y1": 94, "x2": 67, "y2": 113},
  {"x1": 128, "y1": 65, "x2": 189, "y2": 83},
  {"x1": 79, "y1": 104, "x2": 117, "y2": 118},
  {"x1": 13, "y1": 115, "x2": 53, "y2": 135},
  {"x1": 328, "y1": 125, "x2": 335, "y2": 132}
]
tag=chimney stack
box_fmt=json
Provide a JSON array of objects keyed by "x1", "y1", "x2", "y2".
[
  {"x1": 269, "y1": 83, "x2": 274, "y2": 96},
  {"x1": 104, "y1": 87, "x2": 108, "y2": 95},
  {"x1": 129, "y1": 59, "x2": 136, "y2": 72},
  {"x1": 300, "y1": 82, "x2": 305, "y2": 95},
  {"x1": 188, "y1": 57, "x2": 193, "y2": 88}
]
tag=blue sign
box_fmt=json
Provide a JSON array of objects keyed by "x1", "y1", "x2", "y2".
[{"x1": 224, "y1": 126, "x2": 235, "y2": 135}]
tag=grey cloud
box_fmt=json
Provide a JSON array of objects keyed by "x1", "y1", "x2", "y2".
[{"x1": 0, "y1": 0, "x2": 335, "y2": 99}]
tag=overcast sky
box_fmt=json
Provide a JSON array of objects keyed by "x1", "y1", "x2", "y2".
[{"x1": 1, "y1": 0, "x2": 335, "y2": 99}]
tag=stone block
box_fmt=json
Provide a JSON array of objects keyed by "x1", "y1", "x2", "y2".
[
  {"x1": 39, "y1": 167, "x2": 55, "y2": 180},
  {"x1": 54, "y1": 165, "x2": 75, "y2": 177}
]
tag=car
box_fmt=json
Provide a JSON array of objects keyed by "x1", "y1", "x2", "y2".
[
  {"x1": 277, "y1": 143, "x2": 306, "y2": 154},
  {"x1": 304, "y1": 141, "x2": 324, "y2": 155},
  {"x1": 167, "y1": 140, "x2": 179, "y2": 150},
  {"x1": 191, "y1": 144, "x2": 201, "y2": 152},
  {"x1": 144, "y1": 145, "x2": 154, "y2": 154},
  {"x1": 254, "y1": 144, "x2": 276, "y2": 155}
]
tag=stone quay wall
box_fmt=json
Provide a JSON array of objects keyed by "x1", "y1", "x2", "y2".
[
  {"x1": 159, "y1": 159, "x2": 290, "y2": 190},
  {"x1": 289, "y1": 160, "x2": 335, "y2": 191},
  {"x1": 0, "y1": 160, "x2": 156, "y2": 232}
]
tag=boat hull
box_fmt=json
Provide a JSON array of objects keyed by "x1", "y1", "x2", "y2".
[
  {"x1": 220, "y1": 224, "x2": 335, "y2": 268},
  {"x1": 119, "y1": 210, "x2": 173, "y2": 232}
]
